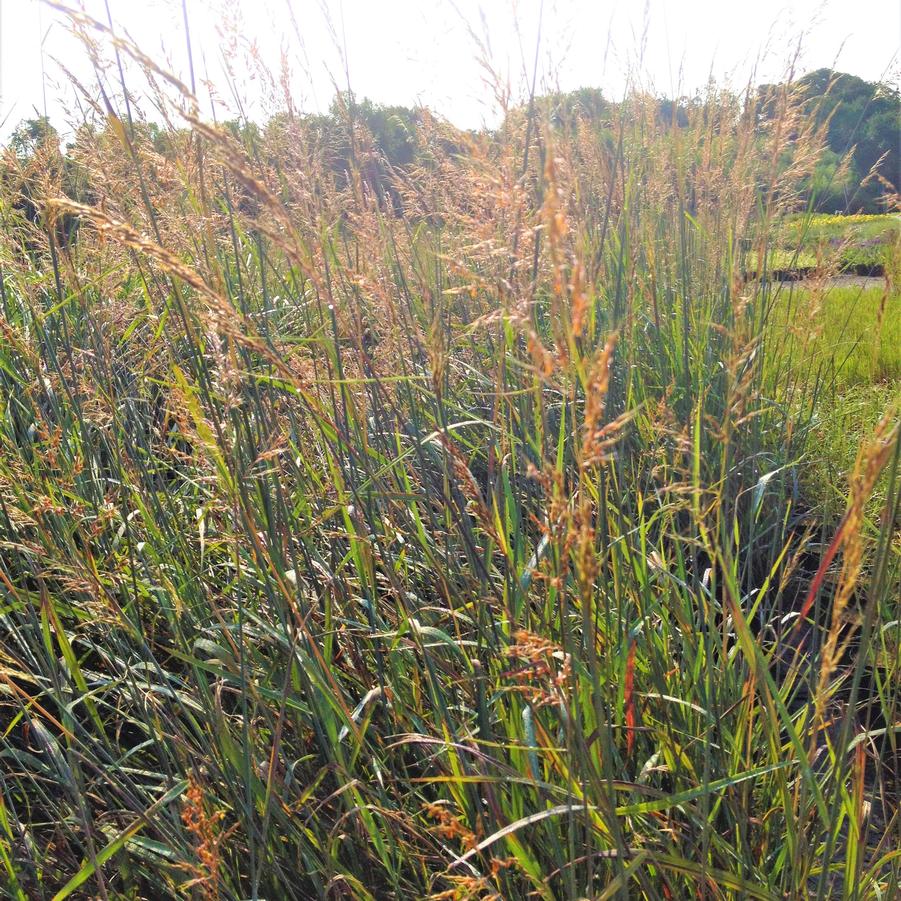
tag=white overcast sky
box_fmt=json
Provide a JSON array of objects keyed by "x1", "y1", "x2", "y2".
[{"x1": 0, "y1": 0, "x2": 898, "y2": 139}]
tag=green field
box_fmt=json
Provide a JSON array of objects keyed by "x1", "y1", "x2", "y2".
[
  {"x1": 770, "y1": 281, "x2": 900, "y2": 515},
  {"x1": 763, "y1": 213, "x2": 901, "y2": 271}
]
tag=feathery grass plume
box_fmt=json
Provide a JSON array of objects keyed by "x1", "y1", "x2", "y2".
[
  {"x1": 813, "y1": 411, "x2": 899, "y2": 717},
  {"x1": 180, "y1": 774, "x2": 226, "y2": 900}
]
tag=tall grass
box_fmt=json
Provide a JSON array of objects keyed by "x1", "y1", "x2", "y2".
[{"x1": 0, "y1": 9, "x2": 898, "y2": 899}]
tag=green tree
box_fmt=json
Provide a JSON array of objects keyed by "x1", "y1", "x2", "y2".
[
  {"x1": 759, "y1": 69, "x2": 900, "y2": 211},
  {"x1": 8, "y1": 115, "x2": 60, "y2": 159}
]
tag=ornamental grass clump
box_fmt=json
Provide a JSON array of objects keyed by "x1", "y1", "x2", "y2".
[{"x1": 0, "y1": 5, "x2": 897, "y2": 899}]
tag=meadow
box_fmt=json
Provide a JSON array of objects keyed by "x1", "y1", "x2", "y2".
[
  {"x1": 770, "y1": 280, "x2": 899, "y2": 514},
  {"x1": 765, "y1": 214, "x2": 900, "y2": 273},
  {"x1": 0, "y1": 14, "x2": 898, "y2": 900}
]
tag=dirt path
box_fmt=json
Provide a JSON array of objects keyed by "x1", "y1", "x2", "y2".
[
  {"x1": 778, "y1": 274, "x2": 888, "y2": 290},
  {"x1": 817, "y1": 274, "x2": 888, "y2": 290}
]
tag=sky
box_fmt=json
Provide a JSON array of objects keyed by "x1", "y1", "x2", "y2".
[{"x1": 0, "y1": 0, "x2": 898, "y2": 140}]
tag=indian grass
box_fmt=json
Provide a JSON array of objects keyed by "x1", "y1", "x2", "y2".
[{"x1": 0, "y1": 9, "x2": 897, "y2": 900}]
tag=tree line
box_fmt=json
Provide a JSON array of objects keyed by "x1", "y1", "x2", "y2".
[{"x1": 4, "y1": 68, "x2": 898, "y2": 223}]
